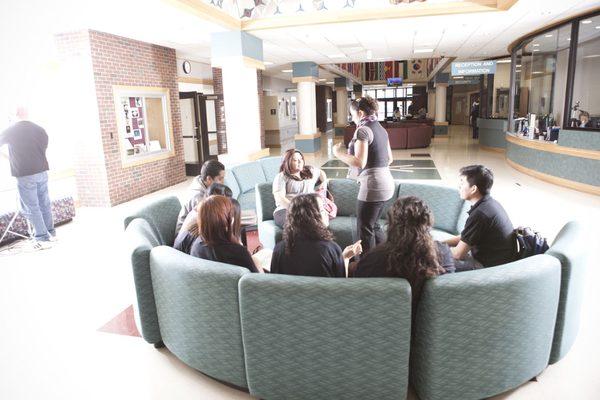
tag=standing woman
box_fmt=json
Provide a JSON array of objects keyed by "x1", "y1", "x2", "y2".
[
  {"x1": 333, "y1": 96, "x2": 394, "y2": 255},
  {"x1": 272, "y1": 148, "x2": 327, "y2": 228}
]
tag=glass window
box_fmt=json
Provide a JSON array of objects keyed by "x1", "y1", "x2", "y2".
[
  {"x1": 512, "y1": 25, "x2": 570, "y2": 134},
  {"x1": 384, "y1": 88, "x2": 395, "y2": 98},
  {"x1": 406, "y1": 87, "x2": 413, "y2": 96},
  {"x1": 570, "y1": 14, "x2": 600, "y2": 129},
  {"x1": 114, "y1": 86, "x2": 174, "y2": 164},
  {"x1": 377, "y1": 101, "x2": 385, "y2": 121}
]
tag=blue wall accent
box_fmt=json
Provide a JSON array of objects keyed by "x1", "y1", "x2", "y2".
[
  {"x1": 479, "y1": 118, "x2": 508, "y2": 149},
  {"x1": 506, "y1": 140, "x2": 600, "y2": 187},
  {"x1": 292, "y1": 62, "x2": 318, "y2": 78},
  {"x1": 334, "y1": 77, "x2": 352, "y2": 90},
  {"x1": 558, "y1": 129, "x2": 600, "y2": 151},
  {"x1": 295, "y1": 137, "x2": 321, "y2": 153},
  {"x1": 353, "y1": 84, "x2": 363, "y2": 93},
  {"x1": 435, "y1": 73, "x2": 449, "y2": 84},
  {"x1": 211, "y1": 31, "x2": 263, "y2": 62}
]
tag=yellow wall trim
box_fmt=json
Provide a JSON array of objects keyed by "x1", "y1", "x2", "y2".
[
  {"x1": 434, "y1": 121, "x2": 449, "y2": 126},
  {"x1": 178, "y1": 77, "x2": 213, "y2": 85},
  {"x1": 164, "y1": 0, "x2": 241, "y2": 30},
  {"x1": 292, "y1": 76, "x2": 319, "y2": 84},
  {"x1": 506, "y1": 134, "x2": 600, "y2": 160},
  {"x1": 211, "y1": 56, "x2": 265, "y2": 70},
  {"x1": 249, "y1": 147, "x2": 271, "y2": 161},
  {"x1": 506, "y1": 158, "x2": 600, "y2": 196},
  {"x1": 480, "y1": 145, "x2": 506, "y2": 153}
]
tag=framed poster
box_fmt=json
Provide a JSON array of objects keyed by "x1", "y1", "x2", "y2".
[{"x1": 133, "y1": 129, "x2": 142, "y2": 139}]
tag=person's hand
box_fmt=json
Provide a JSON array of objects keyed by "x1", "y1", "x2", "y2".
[
  {"x1": 343, "y1": 240, "x2": 362, "y2": 259},
  {"x1": 332, "y1": 142, "x2": 344, "y2": 157}
]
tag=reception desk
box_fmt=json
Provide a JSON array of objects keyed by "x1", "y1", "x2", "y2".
[
  {"x1": 505, "y1": 133, "x2": 600, "y2": 195},
  {"x1": 478, "y1": 118, "x2": 508, "y2": 151}
]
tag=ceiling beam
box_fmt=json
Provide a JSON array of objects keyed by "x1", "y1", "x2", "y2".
[
  {"x1": 242, "y1": 1, "x2": 505, "y2": 32},
  {"x1": 163, "y1": 0, "x2": 241, "y2": 30},
  {"x1": 427, "y1": 56, "x2": 455, "y2": 81},
  {"x1": 321, "y1": 64, "x2": 362, "y2": 85}
]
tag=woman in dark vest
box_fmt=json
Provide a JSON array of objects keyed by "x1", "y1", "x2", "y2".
[{"x1": 333, "y1": 96, "x2": 394, "y2": 255}]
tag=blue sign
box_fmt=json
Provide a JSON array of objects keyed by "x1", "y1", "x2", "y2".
[
  {"x1": 449, "y1": 77, "x2": 480, "y2": 85},
  {"x1": 451, "y1": 60, "x2": 497, "y2": 76},
  {"x1": 387, "y1": 77, "x2": 403, "y2": 86}
]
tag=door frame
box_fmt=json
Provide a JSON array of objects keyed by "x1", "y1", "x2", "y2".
[{"x1": 179, "y1": 91, "x2": 204, "y2": 176}]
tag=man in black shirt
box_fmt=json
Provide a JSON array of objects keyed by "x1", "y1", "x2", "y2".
[
  {"x1": 0, "y1": 107, "x2": 55, "y2": 243},
  {"x1": 445, "y1": 165, "x2": 515, "y2": 270}
]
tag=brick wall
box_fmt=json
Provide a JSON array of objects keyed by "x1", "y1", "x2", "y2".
[
  {"x1": 56, "y1": 30, "x2": 186, "y2": 206},
  {"x1": 212, "y1": 67, "x2": 228, "y2": 154}
]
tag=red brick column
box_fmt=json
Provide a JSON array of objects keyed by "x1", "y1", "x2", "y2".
[{"x1": 212, "y1": 67, "x2": 228, "y2": 154}]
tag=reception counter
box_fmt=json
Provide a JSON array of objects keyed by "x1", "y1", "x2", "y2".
[
  {"x1": 505, "y1": 133, "x2": 600, "y2": 195},
  {"x1": 478, "y1": 118, "x2": 508, "y2": 151}
]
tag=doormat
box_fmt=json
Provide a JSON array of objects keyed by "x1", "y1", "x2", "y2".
[
  {"x1": 411, "y1": 153, "x2": 431, "y2": 157},
  {"x1": 321, "y1": 159, "x2": 441, "y2": 180}
]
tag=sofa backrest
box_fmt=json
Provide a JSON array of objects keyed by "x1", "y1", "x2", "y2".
[
  {"x1": 124, "y1": 218, "x2": 163, "y2": 345},
  {"x1": 123, "y1": 196, "x2": 182, "y2": 246},
  {"x1": 259, "y1": 156, "x2": 282, "y2": 183},
  {"x1": 255, "y1": 182, "x2": 275, "y2": 222},
  {"x1": 411, "y1": 255, "x2": 561, "y2": 400},
  {"x1": 150, "y1": 246, "x2": 251, "y2": 388},
  {"x1": 239, "y1": 274, "x2": 412, "y2": 400},
  {"x1": 546, "y1": 221, "x2": 590, "y2": 364},
  {"x1": 398, "y1": 183, "x2": 466, "y2": 234},
  {"x1": 328, "y1": 179, "x2": 360, "y2": 216},
  {"x1": 223, "y1": 172, "x2": 241, "y2": 200},
  {"x1": 232, "y1": 161, "x2": 267, "y2": 194}
]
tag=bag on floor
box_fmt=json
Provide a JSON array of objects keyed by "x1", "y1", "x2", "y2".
[{"x1": 514, "y1": 227, "x2": 549, "y2": 259}]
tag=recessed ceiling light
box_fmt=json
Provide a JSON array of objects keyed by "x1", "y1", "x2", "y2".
[
  {"x1": 414, "y1": 48, "x2": 433, "y2": 53},
  {"x1": 329, "y1": 54, "x2": 345, "y2": 58},
  {"x1": 281, "y1": 69, "x2": 293, "y2": 73},
  {"x1": 533, "y1": 49, "x2": 540, "y2": 52},
  {"x1": 318, "y1": 78, "x2": 326, "y2": 81},
  {"x1": 515, "y1": 69, "x2": 521, "y2": 72},
  {"x1": 497, "y1": 59, "x2": 511, "y2": 63},
  {"x1": 567, "y1": 38, "x2": 571, "y2": 41},
  {"x1": 264, "y1": 61, "x2": 273, "y2": 65},
  {"x1": 326, "y1": 81, "x2": 334, "y2": 84},
  {"x1": 533, "y1": 43, "x2": 540, "y2": 47},
  {"x1": 544, "y1": 34, "x2": 553, "y2": 38},
  {"x1": 533, "y1": 71, "x2": 543, "y2": 74},
  {"x1": 581, "y1": 20, "x2": 592, "y2": 24},
  {"x1": 453, "y1": 76, "x2": 464, "y2": 79},
  {"x1": 516, "y1": 64, "x2": 521, "y2": 67},
  {"x1": 596, "y1": 26, "x2": 600, "y2": 29},
  {"x1": 583, "y1": 54, "x2": 600, "y2": 59}
]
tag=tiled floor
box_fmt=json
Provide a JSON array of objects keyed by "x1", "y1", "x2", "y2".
[{"x1": 1, "y1": 125, "x2": 599, "y2": 399}]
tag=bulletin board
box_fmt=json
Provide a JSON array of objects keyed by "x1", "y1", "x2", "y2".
[{"x1": 121, "y1": 97, "x2": 146, "y2": 147}]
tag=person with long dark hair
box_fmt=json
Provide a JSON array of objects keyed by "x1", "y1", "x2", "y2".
[
  {"x1": 333, "y1": 96, "x2": 394, "y2": 256},
  {"x1": 353, "y1": 196, "x2": 455, "y2": 308},
  {"x1": 272, "y1": 149, "x2": 327, "y2": 228},
  {"x1": 190, "y1": 195, "x2": 258, "y2": 273},
  {"x1": 270, "y1": 193, "x2": 361, "y2": 277}
]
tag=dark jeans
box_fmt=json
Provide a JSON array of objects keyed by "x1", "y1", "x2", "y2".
[
  {"x1": 356, "y1": 200, "x2": 387, "y2": 255},
  {"x1": 274, "y1": 209, "x2": 287, "y2": 228},
  {"x1": 454, "y1": 252, "x2": 483, "y2": 272}
]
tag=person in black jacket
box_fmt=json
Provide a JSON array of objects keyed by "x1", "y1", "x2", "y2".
[{"x1": 270, "y1": 194, "x2": 361, "y2": 277}]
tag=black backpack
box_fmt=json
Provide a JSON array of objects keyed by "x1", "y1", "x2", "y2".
[{"x1": 514, "y1": 227, "x2": 549, "y2": 259}]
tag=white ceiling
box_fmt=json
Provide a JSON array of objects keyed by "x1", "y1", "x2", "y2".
[{"x1": 2, "y1": 0, "x2": 599, "y2": 84}]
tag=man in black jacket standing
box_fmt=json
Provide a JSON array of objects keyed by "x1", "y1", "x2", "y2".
[{"x1": 0, "y1": 106, "x2": 55, "y2": 243}]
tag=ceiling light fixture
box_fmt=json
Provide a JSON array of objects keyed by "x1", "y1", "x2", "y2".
[
  {"x1": 453, "y1": 76, "x2": 464, "y2": 79},
  {"x1": 533, "y1": 43, "x2": 540, "y2": 47},
  {"x1": 581, "y1": 20, "x2": 592, "y2": 24},
  {"x1": 319, "y1": 78, "x2": 326, "y2": 81},
  {"x1": 516, "y1": 64, "x2": 521, "y2": 67},
  {"x1": 567, "y1": 38, "x2": 571, "y2": 41},
  {"x1": 544, "y1": 34, "x2": 553, "y2": 38},
  {"x1": 532, "y1": 71, "x2": 543, "y2": 74},
  {"x1": 326, "y1": 81, "x2": 334, "y2": 84},
  {"x1": 497, "y1": 59, "x2": 511, "y2": 63},
  {"x1": 366, "y1": 50, "x2": 373, "y2": 60},
  {"x1": 414, "y1": 48, "x2": 434, "y2": 53},
  {"x1": 281, "y1": 69, "x2": 293, "y2": 73},
  {"x1": 329, "y1": 54, "x2": 345, "y2": 58},
  {"x1": 596, "y1": 26, "x2": 600, "y2": 29},
  {"x1": 533, "y1": 49, "x2": 540, "y2": 52},
  {"x1": 264, "y1": 61, "x2": 273, "y2": 66},
  {"x1": 583, "y1": 54, "x2": 600, "y2": 59}
]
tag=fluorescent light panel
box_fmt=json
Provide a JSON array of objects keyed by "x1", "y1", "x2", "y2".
[{"x1": 414, "y1": 48, "x2": 433, "y2": 53}]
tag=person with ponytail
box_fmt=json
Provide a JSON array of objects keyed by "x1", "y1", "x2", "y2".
[
  {"x1": 332, "y1": 96, "x2": 394, "y2": 256},
  {"x1": 353, "y1": 196, "x2": 455, "y2": 308}
]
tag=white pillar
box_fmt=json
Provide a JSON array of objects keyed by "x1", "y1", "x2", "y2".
[
  {"x1": 297, "y1": 80, "x2": 317, "y2": 135},
  {"x1": 335, "y1": 87, "x2": 348, "y2": 127},
  {"x1": 220, "y1": 59, "x2": 262, "y2": 161},
  {"x1": 435, "y1": 84, "x2": 447, "y2": 123},
  {"x1": 427, "y1": 89, "x2": 436, "y2": 119}
]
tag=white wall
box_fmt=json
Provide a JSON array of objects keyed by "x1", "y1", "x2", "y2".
[{"x1": 262, "y1": 75, "x2": 298, "y2": 130}]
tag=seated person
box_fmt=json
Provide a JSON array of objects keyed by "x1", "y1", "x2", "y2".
[
  {"x1": 445, "y1": 165, "x2": 515, "y2": 270},
  {"x1": 190, "y1": 195, "x2": 259, "y2": 273},
  {"x1": 393, "y1": 107, "x2": 401, "y2": 121},
  {"x1": 175, "y1": 159, "x2": 225, "y2": 236},
  {"x1": 173, "y1": 183, "x2": 232, "y2": 254},
  {"x1": 352, "y1": 196, "x2": 454, "y2": 309},
  {"x1": 270, "y1": 194, "x2": 361, "y2": 277},
  {"x1": 272, "y1": 149, "x2": 327, "y2": 228},
  {"x1": 578, "y1": 112, "x2": 591, "y2": 128}
]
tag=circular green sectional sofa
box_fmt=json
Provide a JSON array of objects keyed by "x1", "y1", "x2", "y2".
[{"x1": 124, "y1": 180, "x2": 590, "y2": 400}]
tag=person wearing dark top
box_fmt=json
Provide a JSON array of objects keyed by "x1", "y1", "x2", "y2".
[
  {"x1": 0, "y1": 106, "x2": 55, "y2": 243},
  {"x1": 175, "y1": 159, "x2": 226, "y2": 236},
  {"x1": 189, "y1": 195, "x2": 258, "y2": 273},
  {"x1": 270, "y1": 194, "x2": 362, "y2": 277},
  {"x1": 173, "y1": 183, "x2": 233, "y2": 253},
  {"x1": 445, "y1": 165, "x2": 515, "y2": 269},
  {"x1": 353, "y1": 196, "x2": 454, "y2": 310},
  {"x1": 333, "y1": 96, "x2": 394, "y2": 256}
]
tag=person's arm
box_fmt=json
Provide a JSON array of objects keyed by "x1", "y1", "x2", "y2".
[
  {"x1": 444, "y1": 235, "x2": 461, "y2": 247},
  {"x1": 317, "y1": 168, "x2": 327, "y2": 189},
  {"x1": 272, "y1": 173, "x2": 291, "y2": 208},
  {"x1": 450, "y1": 240, "x2": 471, "y2": 261},
  {"x1": 333, "y1": 139, "x2": 368, "y2": 169},
  {"x1": 342, "y1": 240, "x2": 362, "y2": 276}
]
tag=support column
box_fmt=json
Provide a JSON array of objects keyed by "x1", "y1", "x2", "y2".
[
  {"x1": 434, "y1": 77, "x2": 449, "y2": 136},
  {"x1": 211, "y1": 31, "x2": 268, "y2": 164},
  {"x1": 334, "y1": 78, "x2": 351, "y2": 136},
  {"x1": 292, "y1": 62, "x2": 320, "y2": 153},
  {"x1": 353, "y1": 84, "x2": 363, "y2": 98}
]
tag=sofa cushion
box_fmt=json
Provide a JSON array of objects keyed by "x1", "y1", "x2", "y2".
[
  {"x1": 255, "y1": 182, "x2": 276, "y2": 222},
  {"x1": 328, "y1": 216, "x2": 357, "y2": 249},
  {"x1": 150, "y1": 246, "x2": 250, "y2": 388},
  {"x1": 259, "y1": 156, "x2": 282, "y2": 183},
  {"x1": 398, "y1": 183, "x2": 465, "y2": 235},
  {"x1": 329, "y1": 179, "x2": 360, "y2": 217},
  {"x1": 239, "y1": 274, "x2": 412, "y2": 400},
  {"x1": 238, "y1": 190, "x2": 256, "y2": 212},
  {"x1": 232, "y1": 162, "x2": 266, "y2": 194},
  {"x1": 223, "y1": 173, "x2": 241, "y2": 200}
]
